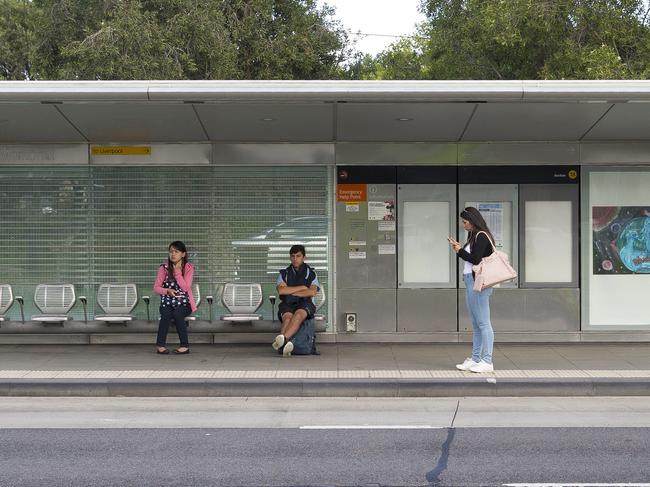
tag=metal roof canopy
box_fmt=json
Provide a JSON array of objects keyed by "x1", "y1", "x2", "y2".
[{"x1": 1, "y1": 80, "x2": 650, "y2": 143}]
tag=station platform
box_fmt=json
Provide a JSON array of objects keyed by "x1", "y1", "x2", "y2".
[{"x1": 1, "y1": 343, "x2": 649, "y2": 397}]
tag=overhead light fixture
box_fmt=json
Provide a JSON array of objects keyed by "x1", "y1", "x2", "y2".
[
  {"x1": 261, "y1": 117, "x2": 275, "y2": 122},
  {"x1": 397, "y1": 117, "x2": 413, "y2": 121}
]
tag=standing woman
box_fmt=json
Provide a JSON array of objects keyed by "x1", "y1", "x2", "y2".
[
  {"x1": 153, "y1": 241, "x2": 197, "y2": 355},
  {"x1": 448, "y1": 207, "x2": 496, "y2": 373}
]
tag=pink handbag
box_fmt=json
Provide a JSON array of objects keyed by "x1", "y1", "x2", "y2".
[{"x1": 471, "y1": 231, "x2": 517, "y2": 292}]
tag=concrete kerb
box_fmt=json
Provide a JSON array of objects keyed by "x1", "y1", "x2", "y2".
[{"x1": 1, "y1": 377, "x2": 650, "y2": 397}]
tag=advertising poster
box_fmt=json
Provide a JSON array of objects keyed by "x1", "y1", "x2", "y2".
[
  {"x1": 368, "y1": 200, "x2": 395, "y2": 221},
  {"x1": 593, "y1": 206, "x2": 650, "y2": 274}
]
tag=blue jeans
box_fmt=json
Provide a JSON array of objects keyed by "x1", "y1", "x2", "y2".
[
  {"x1": 156, "y1": 305, "x2": 191, "y2": 347},
  {"x1": 463, "y1": 274, "x2": 494, "y2": 364}
]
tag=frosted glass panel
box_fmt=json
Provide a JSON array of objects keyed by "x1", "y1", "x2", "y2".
[
  {"x1": 588, "y1": 171, "x2": 650, "y2": 326},
  {"x1": 525, "y1": 201, "x2": 572, "y2": 283},
  {"x1": 402, "y1": 202, "x2": 450, "y2": 284}
]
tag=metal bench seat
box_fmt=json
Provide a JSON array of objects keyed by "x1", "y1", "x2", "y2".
[
  {"x1": 95, "y1": 284, "x2": 138, "y2": 323},
  {"x1": 185, "y1": 284, "x2": 201, "y2": 323},
  {"x1": 314, "y1": 285, "x2": 326, "y2": 322},
  {"x1": 223, "y1": 314, "x2": 261, "y2": 322},
  {"x1": 0, "y1": 284, "x2": 14, "y2": 322},
  {"x1": 32, "y1": 284, "x2": 76, "y2": 323},
  {"x1": 221, "y1": 283, "x2": 263, "y2": 322}
]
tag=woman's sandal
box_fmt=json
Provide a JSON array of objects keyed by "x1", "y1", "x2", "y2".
[
  {"x1": 156, "y1": 347, "x2": 170, "y2": 355},
  {"x1": 174, "y1": 348, "x2": 190, "y2": 355}
]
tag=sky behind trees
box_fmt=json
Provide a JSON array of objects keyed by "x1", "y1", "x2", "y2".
[{"x1": 317, "y1": 0, "x2": 424, "y2": 55}]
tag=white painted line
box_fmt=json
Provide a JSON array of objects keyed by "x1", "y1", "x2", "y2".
[
  {"x1": 503, "y1": 483, "x2": 650, "y2": 486},
  {"x1": 299, "y1": 425, "x2": 443, "y2": 430}
]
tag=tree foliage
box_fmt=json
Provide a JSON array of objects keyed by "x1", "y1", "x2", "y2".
[
  {"x1": 0, "y1": 0, "x2": 349, "y2": 80},
  {"x1": 0, "y1": 0, "x2": 35, "y2": 79},
  {"x1": 359, "y1": 0, "x2": 650, "y2": 80},
  {"x1": 4, "y1": 0, "x2": 650, "y2": 80}
]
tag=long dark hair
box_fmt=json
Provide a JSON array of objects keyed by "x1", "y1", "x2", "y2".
[
  {"x1": 460, "y1": 207, "x2": 495, "y2": 246},
  {"x1": 167, "y1": 241, "x2": 188, "y2": 281}
]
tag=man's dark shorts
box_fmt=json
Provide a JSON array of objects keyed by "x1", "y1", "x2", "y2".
[{"x1": 278, "y1": 300, "x2": 316, "y2": 322}]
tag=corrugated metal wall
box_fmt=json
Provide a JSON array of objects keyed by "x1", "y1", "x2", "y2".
[{"x1": 0, "y1": 166, "x2": 331, "y2": 322}]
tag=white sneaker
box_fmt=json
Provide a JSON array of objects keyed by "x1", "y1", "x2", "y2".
[
  {"x1": 282, "y1": 341, "x2": 294, "y2": 357},
  {"x1": 272, "y1": 334, "x2": 285, "y2": 351},
  {"x1": 469, "y1": 360, "x2": 494, "y2": 373},
  {"x1": 456, "y1": 357, "x2": 478, "y2": 371}
]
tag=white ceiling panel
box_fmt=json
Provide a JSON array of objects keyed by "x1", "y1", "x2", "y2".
[
  {"x1": 337, "y1": 103, "x2": 476, "y2": 141},
  {"x1": 0, "y1": 103, "x2": 85, "y2": 143},
  {"x1": 583, "y1": 104, "x2": 650, "y2": 140},
  {"x1": 195, "y1": 103, "x2": 334, "y2": 141},
  {"x1": 58, "y1": 103, "x2": 208, "y2": 142},
  {"x1": 462, "y1": 102, "x2": 611, "y2": 141}
]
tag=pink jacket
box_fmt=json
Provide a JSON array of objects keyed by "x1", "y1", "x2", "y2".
[{"x1": 154, "y1": 262, "x2": 197, "y2": 312}]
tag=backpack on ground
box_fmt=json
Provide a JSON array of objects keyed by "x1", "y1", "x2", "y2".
[{"x1": 290, "y1": 318, "x2": 318, "y2": 355}]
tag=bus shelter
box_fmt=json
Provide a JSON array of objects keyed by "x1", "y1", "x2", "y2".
[{"x1": 1, "y1": 80, "x2": 649, "y2": 343}]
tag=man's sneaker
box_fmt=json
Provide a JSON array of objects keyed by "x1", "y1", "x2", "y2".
[
  {"x1": 456, "y1": 357, "x2": 478, "y2": 371},
  {"x1": 282, "y1": 341, "x2": 294, "y2": 357},
  {"x1": 469, "y1": 360, "x2": 494, "y2": 373},
  {"x1": 272, "y1": 334, "x2": 285, "y2": 351}
]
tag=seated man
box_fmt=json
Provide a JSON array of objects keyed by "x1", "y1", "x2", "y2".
[{"x1": 272, "y1": 244, "x2": 320, "y2": 356}]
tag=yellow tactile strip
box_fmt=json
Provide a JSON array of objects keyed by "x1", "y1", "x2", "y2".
[{"x1": 0, "y1": 369, "x2": 649, "y2": 379}]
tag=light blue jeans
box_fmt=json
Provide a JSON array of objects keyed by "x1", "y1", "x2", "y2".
[{"x1": 463, "y1": 273, "x2": 494, "y2": 364}]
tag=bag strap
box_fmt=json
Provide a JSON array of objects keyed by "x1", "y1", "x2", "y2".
[{"x1": 475, "y1": 231, "x2": 497, "y2": 252}]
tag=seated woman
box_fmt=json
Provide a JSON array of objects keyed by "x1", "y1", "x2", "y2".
[{"x1": 153, "y1": 241, "x2": 197, "y2": 355}]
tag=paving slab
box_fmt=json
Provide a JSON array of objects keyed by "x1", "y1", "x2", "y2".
[{"x1": 0, "y1": 343, "x2": 649, "y2": 397}]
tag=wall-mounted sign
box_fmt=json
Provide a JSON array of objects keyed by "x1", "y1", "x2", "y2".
[
  {"x1": 349, "y1": 251, "x2": 367, "y2": 260},
  {"x1": 337, "y1": 184, "x2": 367, "y2": 202},
  {"x1": 477, "y1": 202, "x2": 505, "y2": 247},
  {"x1": 378, "y1": 244, "x2": 396, "y2": 255},
  {"x1": 378, "y1": 221, "x2": 396, "y2": 232},
  {"x1": 0, "y1": 144, "x2": 87, "y2": 165},
  {"x1": 91, "y1": 146, "x2": 151, "y2": 156},
  {"x1": 368, "y1": 200, "x2": 395, "y2": 221},
  {"x1": 345, "y1": 203, "x2": 360, "y2": 212}
]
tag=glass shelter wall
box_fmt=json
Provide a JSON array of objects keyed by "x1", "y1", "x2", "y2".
[
  {"x1": 0, "y1": 165, "x2": 332, "y2": 324},
  {"x1": 7, "y1": 160, "x2": 649, "y2": 335}
]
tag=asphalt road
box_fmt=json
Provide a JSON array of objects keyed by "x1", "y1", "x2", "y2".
[
  {"x1": 1, "y1": 427, "x2": 649, "y2": 487},
  {"x1": 2, "y1": 397, "x2": 650, "y2": 487}
]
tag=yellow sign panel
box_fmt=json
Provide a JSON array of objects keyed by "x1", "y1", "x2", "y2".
[{"x1": 91, "y1": 146, "x2": 151, "y2": 156}]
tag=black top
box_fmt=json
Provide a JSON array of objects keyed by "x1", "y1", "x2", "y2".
[
  {"x1": 457, "y1": 232, "x2": 494, "y2": 277},
  {"x1": 278, "y1": 263, "x2": 318, "y2": 306}
]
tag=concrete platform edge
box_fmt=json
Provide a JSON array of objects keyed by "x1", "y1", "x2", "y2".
[{"x1": 1, "y1": 378, "x2": 649, "y2": 397}]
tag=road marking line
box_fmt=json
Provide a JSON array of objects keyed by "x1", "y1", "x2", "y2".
[
  {"x1": 299, "y1": 425, "x2": 443, "y2": 430},
  {"x1": 503, "y1": 484, "x2": 650, "y2": 486}
]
